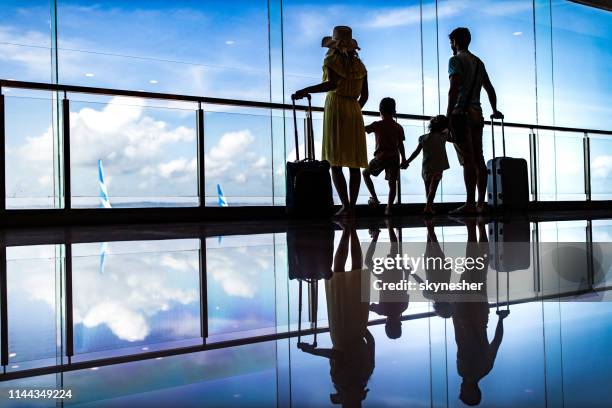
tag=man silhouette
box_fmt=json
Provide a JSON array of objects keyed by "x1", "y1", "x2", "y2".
[
  {"x1": 446, "y1": 27, "x2": 503, "y2": 214},
  {"x1": 452, "y1": 217, "x2": 509, "y2": 406}
]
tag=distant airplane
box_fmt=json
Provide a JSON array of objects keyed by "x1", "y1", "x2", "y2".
[
  {"x1": 217, "y1": 183, "x2": 228, "y2": 207},
  {"x1": 216, "y1": 183, "x2": 228, "y2": 245},
  {"x1": 98, "y1": 159, "x2": 111, "y2": 209},
  {"x1": 98, "y1": 159, "x2": 110, "y2": 274}
]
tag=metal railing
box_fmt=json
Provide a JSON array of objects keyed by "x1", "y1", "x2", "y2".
[{"x1": 1, "y1": 79, "x2": 611, "y2": 210}]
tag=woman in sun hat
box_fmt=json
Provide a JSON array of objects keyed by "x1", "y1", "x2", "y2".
[{"x1": 293, "y1": 26, "x2": 369, "y2": 217}]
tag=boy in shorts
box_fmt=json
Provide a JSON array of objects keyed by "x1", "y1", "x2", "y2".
[
  {"x1": 362, "y1": 97, "x2": 408, "y2": 216},
  {"x1": 405, "y1": 115, "x2": 451, "y2": 215}
]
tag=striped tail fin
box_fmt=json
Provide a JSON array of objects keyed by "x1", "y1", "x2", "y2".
[
  {"x1": 217, "y1": 183, "x2": 228, "y2": 207},
  {"x1": 98, "y1": 159, "x2": 110, "y2": 274},
  {"x1": 98, "y1": 159, "x2": 111, "y2": 209}
]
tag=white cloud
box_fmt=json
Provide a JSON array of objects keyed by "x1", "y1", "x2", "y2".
[
  {"x1": 252, "y1": 156, "x2": 267, "y2": 169},
  {"x1": 0, "y1": 26, "x2": 52, "y2": 78},
  {"x1": 204, "y1": 129, "x2": 271, "y2": 189},
  {"x1": 592, "y1": 155, "x2": 612, "y2": 179},
  {"x1": 158, "y1": 157, "x2": 197, "y2": 179},
  {"x1": 366, "y1": 1, "x2": 531, "y2": 29},
  {"x1": 367, "y1": 2, "x2": 462, "y2": 29},
  {"x1": 12, "y1": 248, "x2": 201, "y2": 343},
  {"x1": 160, "y1": 253, "x2": 199, "y2": 272},
  {"x1": 14, "y1": 96, "x2": 197, "y2": 198},
  {"x1": 206, "y1": 246, "x2": 272, "y2": 299},
  {"x1": 82, "y1": 301, "x2": 149, "y2": 342},
  {"x1": 21, "y1": 96, "x2": 195, "y2": 170}
]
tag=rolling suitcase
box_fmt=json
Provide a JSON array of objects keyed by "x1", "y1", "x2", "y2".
[
  {"x1": 287, "y1": 225, "x2": 334, "y2": 282},
  {"x1": 488, "y1": 219, "x2": 531, "y2": 272},
  {"x1": 286, "y1": 95, "x2": 334, "y2": 216},
  {"x1": 486, "y1": 117, "x2": 529, "y2": 210}
]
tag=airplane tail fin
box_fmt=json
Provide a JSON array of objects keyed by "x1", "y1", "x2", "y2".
[
  {"x1": 98, "y1": 159, "x2": 111, "y2": 209},
  {"x1": 217, "y1": 183, "x2": 228, "y2": 207}
]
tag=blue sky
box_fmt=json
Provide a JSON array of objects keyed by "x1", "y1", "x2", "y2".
[{"x1": 0, "y1": 0, "x2": 611, "y2": 206}]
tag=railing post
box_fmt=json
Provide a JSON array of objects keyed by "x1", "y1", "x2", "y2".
[
  {"x1": 583, "y1": 132, "x2": 591, "y2": 202},
  {"x1": 532, "y1": 222, "x2": 541, "y2": 293},
  {"x1": 62, "y1": 94, "x2": 71, "y2": 210},
  {"x1": 197, "y1": 103, "x2": 205, "y2": 208},
  {"x1": 64, "y1": 236, "x2": 73, "y2": 361},
  {"x1": 0, "y1": 234, "x2": 8, "y2": 370},
  {"x1": 586, "y1": 220, "x2": 594, "y2": 287},
  {"x1": 198, "y1": 237, "x2": 208, "y2": 342},
  {"x1": 529, "y1": 129, "x2": 538, "y2": 201},
  {"x1": 0, "y1": 88, "x2": 5, "y2": 212}
]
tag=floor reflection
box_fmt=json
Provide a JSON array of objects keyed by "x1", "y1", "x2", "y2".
[{"x1": 0, "y1": 216, "x2": 611, "y2": 407}]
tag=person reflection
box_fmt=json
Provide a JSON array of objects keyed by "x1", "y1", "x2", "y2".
[
  {"x1": 299, "y1": 219, "x2": 374, "y2": 408},
  {"x1": 451, "y1": 217, "x2": 508, "y2": 406},
  {"x1": 367, "y1": 219, "x2": 408, "y2": 339},
  {"x1": 410, "y1": 219, "x2": 454, "y2": 318}
]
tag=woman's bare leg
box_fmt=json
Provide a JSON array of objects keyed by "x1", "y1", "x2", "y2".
[
  {"x1": 331, "y1": 166, "x2": 349, "y2": 215},
  {"x1": 333, "y1": 221, "x2": 350, "y2": 272},
  {"x1": 348, "y1": 168, "x2": 361, "y2": 210},
  {"x1": 349, "y1": 220, "x2": 362, "y2": 270}
]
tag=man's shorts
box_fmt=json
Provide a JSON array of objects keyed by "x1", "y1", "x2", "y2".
[
  {"x1": 367, "y1": 157, "x2": 399, "y2": 181},
  {"x1": 452, "y1": 108, "x2": 485, "y2": 166}
]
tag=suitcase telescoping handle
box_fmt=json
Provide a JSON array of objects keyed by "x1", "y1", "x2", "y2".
[
  {"x1": 291, "y1": 94, "x2": 315, "y2": 162},
  {"x1": 495, "y1": 265, "x2": 510, "y2": 316},
  {"x1": 490, "y1": 114, "x2": 506, "y2": 158},
  {"x1": 297, "y1": 280, "x2": 318, "y2": 348}
]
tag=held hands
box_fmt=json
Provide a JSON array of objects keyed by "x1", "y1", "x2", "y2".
[{"x1": 400, "y1": 159, "x2": 409, "y2": 169}]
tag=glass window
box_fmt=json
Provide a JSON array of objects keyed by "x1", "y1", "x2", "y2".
[
  {"x1": 56, "y1": 1, "x2": 271, "y2": 100},
  {"x1": 0, "y1": 1, "x2": 53, "y2": 82},
  {"x1": 537, "y1": 131, "x2": 585, "y2": 201},
  {"x1": 436, "y1": 0, "x2": 536, "y2": 124},
  {"x1": 72, "y1": 239, "x2": 202, "y2": 356},
  {"x1": 69, "y1": 96, "x2": 198, "y2": 208},
  {"x1": 550, "y1": 2, "x2": 612, "y2": 130},
  {"x1": 6, "y1": 245, "x2": 60, "y2": 370},
  {"x1": 206, "y1": 234, "x2": 276, "y2": 340},
  {"x1": 204, "y1": 109, "x2": 273, "y2": 206},
  {"x1": 589, "y1": 135, "x2": 612, "y2": 200},
  {"x1": 283, "y1": 0, "x2": 423, "y2": 115},
  {"x1": 4, "y1": 92, "x2": 58, "y2": 208}
]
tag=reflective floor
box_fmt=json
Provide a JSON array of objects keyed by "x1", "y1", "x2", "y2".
[{"x1": 0, "y1": 215, "x2": 611, "y2": 407}]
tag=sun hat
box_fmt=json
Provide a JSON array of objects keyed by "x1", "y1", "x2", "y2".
[{"x1": 321, "y1": 26, "x2": 360, "y2": 51}]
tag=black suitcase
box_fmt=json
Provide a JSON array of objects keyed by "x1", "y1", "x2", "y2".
[
  {"x1": 486, "y1": 117, "x2": 529, "y2": 210},
  {"x1": 488, "y1": 219, "x2": 531, "y2": 272},
  {"x1": 287, "y1": 225, "x2": 334, "y2": 281},
  {"x1": 286, "y1": 96, "x2": 334, "y2": 216}
]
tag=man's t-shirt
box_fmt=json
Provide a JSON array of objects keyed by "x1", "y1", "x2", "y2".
[
  {"x1": 448, "y1": 50, "x2": 488, "y2": 110},
  {"x1": 365, "y1": 119, "x2": 405, "y2": 160}
]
